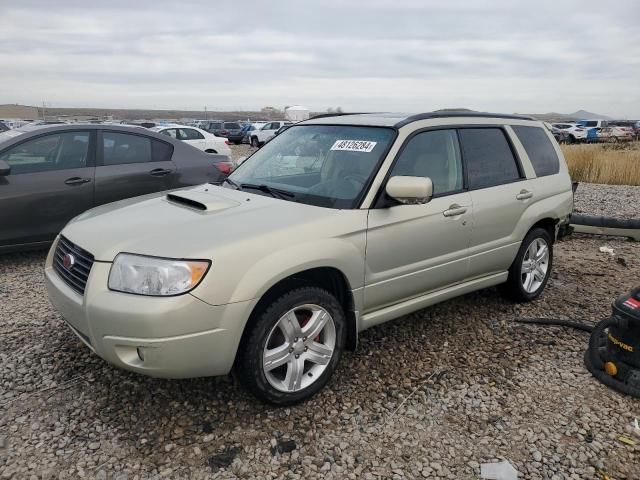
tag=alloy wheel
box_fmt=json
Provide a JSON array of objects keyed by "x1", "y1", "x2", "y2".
[
  {"x1": 262, "y1": 304, "x2": 336, "y2": 393},
  {"x1": 521, "y1": 238, "x2": 549, "y2": 293}
]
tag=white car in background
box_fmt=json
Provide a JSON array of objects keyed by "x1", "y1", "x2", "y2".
[
  {"x1": 551, "y1": 123, "x2": 588, "y2": 143},
  {"x1": 249, "y1": 121, "x2": 293, "y2": 147},
  {"x1": 152, "y1": 125, "x2": 231, "y2": 156}
]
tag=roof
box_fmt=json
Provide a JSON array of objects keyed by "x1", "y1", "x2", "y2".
[
  {"x1": 0, "y1": 123, "x2": 169, "y2": 148},
  {"x1": 303, "y1": 110, "x2": 536, "y2": 128}
]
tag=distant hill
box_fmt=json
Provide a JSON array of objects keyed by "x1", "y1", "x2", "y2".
[
  {"x1": 525, "y1": 110, "x2": 613, "y2": 122},
  {"x1": 568, "y1": 110, "x2": 612, "y2": 120}
]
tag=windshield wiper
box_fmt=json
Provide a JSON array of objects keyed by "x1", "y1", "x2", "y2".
[{"x1": 240, "y1": 183, "x2": 295, "y2": 200}]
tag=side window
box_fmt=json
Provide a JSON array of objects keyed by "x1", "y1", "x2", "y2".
[
  {"x1": 179, "y1": 128, "x2": 204, "y2": 140},
  {"x1": 512, "y1": 126, "x2": 560, "y2": 177},
  {"x1": 458, "y1": 128, "x2": 521, "y2": 190},
  {"x1": 161, "y1": 129, "x2": 178, "y2": 139},
  {"x1": 390, "y1": 129, "x2": 463, "y2": 195},
  {"x1": 102, "y1": 132, "x2": 152, "y2": 166},
  {"x1": 0, "y1": 131, "x2": 90, "y2": 174}
]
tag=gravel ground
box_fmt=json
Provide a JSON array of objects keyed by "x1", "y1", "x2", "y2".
[
  {"x1": 574, "y1": 183, "x2": 640, "y2": 220},
  {"x1": 1, "y1": 174, "x2": 639, "y2": 479}
]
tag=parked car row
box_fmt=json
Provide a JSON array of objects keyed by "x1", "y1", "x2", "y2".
[
  {"x1": 550, "y1": 119, "x2": 638, "y2": 143},
  {"x1": 188, "y1": 119, "x2": 296, "y2": 146}
]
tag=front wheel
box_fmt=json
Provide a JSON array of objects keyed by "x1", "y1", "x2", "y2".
[
  {"x1": 503, "y1": 227, "x2": 553, "y2": 302},
  {"x1": 237, "y1": 287, "x2": 346, "y2": 405}
]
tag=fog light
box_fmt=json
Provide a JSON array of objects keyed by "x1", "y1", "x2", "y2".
[{"x1": 137, "y1": 347, "x2": 145, "y2": 362}]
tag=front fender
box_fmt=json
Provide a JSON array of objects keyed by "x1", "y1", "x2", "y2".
[{"x1": 226, "y1": 237, "x2": 365, "y2": 305}]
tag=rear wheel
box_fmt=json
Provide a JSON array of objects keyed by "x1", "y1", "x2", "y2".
[
  {"x1": 251, "y1": 136, "x2": 260, "y2": 148},
  {"x1": 237, "y1": 287, "x2": 346, "y2": 405},
  {"x1": 504, "y1": 227, "x2": 553, "y2": 302}
]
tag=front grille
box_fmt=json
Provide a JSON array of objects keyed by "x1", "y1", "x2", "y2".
[{"x1": 53, "y1": 236, "x2": 94, "y2": 294}]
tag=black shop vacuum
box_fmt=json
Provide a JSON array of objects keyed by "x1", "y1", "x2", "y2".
[
  {"x1": 518, "y1": 286, "x2": 640, "y2": 398},
  {"x1": 584, "y1": 287, "x2": 640, "y2": 397}
]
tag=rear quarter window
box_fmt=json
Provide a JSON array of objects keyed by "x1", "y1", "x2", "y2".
[
  {"x1": 512, "y1": 125, "x2": 560, "y2": 177},
  {"x1": 152, "y1": 139, "x2": 173, "y2": 162}
]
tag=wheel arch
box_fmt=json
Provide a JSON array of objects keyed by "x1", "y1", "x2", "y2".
[
  {"x1": 236, "y1": 266, "x2": 359, "y2": 361},
  {"x1": 530, "y1": 217, "x2": 557, "y2": 243}
]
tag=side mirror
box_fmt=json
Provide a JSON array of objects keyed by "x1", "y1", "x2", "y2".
[
  {"x1": 0, "y1": 159, "x2": 10, "y2": 176},
  {"x1": 386, "y1": 176, "x2": 433, "y2": 205}
]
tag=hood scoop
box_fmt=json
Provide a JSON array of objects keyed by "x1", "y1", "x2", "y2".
[{"x1": 166, "y1": 191, "x2": 240, "y2": 212}]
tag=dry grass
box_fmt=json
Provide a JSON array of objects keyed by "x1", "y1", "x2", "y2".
[{"x1": 561, "y1": 141, "x2": 640, "y2": 186}]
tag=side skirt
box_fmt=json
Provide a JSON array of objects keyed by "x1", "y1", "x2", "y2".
[{"x1": 359, "y1": 272, "x2": 508, "y2": 331}]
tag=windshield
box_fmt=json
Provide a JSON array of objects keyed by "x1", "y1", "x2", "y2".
[{"x1": 227, "y1": 124, "x2": 395, "y2": 209}]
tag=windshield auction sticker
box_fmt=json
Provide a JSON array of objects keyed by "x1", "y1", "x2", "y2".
[{"x1": 330, "y1": 140, "x2": 377, "y2": 153}]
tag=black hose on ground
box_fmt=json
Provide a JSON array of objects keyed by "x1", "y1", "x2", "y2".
[{"x1": 571, "y1": 214, "x2": 640, "y2": 230}]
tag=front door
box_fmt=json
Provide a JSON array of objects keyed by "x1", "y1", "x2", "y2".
[
  {"x1": 0, "y1": 130, "x2": 95, "y2": 247},
  {"x1": 364, "y1": 129, "x2": 472, "y2": 313}
]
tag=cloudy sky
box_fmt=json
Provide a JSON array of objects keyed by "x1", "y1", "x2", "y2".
[{"x1": 1, "y1": 0, "x2": 638, "y2": 117}]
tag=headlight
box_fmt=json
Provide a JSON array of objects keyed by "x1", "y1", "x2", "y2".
[{"x1": 108, "y1": 253, "x2": 210, "y2": 296}]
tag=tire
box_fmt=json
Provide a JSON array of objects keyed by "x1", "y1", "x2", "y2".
[
  {"x1": 234, "y1": 140, "x2": 241, "y2": 145},
  {"x1": 503, "y1": 227, "x2": 553, "y2": 302},
  {"x1": 237, "y1": 287, "x2": 346, "y2": 405},
  {"x1": 251, "y1": 136, "x2": 259, "y2": 148}
]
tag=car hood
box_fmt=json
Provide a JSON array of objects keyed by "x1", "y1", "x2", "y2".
[{"x1": 62, "y1": 184, "x2": 362, "y2": 262}]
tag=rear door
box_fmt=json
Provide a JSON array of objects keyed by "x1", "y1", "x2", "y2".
[
  {"x1": 0, "y1": 130, "x2": 95, "y2": 247},
  {"x1": 459, "y1": 127, "x2": 534, "y2": 279},
  {"x1": 94, "y1": 130, "x2": 177, "y2": 206}
]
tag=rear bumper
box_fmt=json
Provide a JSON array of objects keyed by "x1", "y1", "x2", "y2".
[
  {"x1": 44, "y1": 241, "x2": 256, "y2": 378},
  {"x1": 225, "y1": 133, "x2": 244, "y2": 142}
]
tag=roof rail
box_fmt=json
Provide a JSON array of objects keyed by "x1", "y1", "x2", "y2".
[
  {"x1": 395, "y1": 110, "x2": 536, "y2": 127},
  {"x1": 309, "y1": 112, "x2": 369, "y2": 120}
]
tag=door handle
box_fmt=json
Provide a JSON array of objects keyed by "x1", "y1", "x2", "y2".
[
  {"x1": 516, "y1": 189, "x2": 533, "y2": 200},
  {"x1": 149, "y1": 168, "x2": 171, "y2": 177},
  {"x1": 443, "y1": 204, "x2": 467, "y2": 217},
  {"x1": 64, "y1": 177, "x2": 91, "y2": 185}
]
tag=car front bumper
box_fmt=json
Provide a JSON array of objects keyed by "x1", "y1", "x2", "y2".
[{"x1": 44, "y1": 240, "x2": 256, "y2": 378}]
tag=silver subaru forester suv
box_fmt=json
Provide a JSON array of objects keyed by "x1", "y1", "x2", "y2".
[{"x1": 45, "y1": 111, "x2": 573, "y2": 404}]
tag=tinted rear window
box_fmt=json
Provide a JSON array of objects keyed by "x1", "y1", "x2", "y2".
[
  {"x1": 224, "y1": 122, "x2": 241, "y2": 129},
  {"x1": 512, "y1": 125, "x2": 559, "y2": 177},
  {"x1": 458, "y1": 128, "x2": 521, "y2": 189}
]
